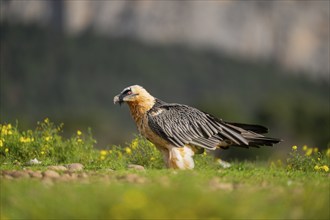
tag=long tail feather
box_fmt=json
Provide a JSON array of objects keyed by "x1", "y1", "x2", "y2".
[
  {"x1": 224, "y1": 122, "x2": 281, "y2": 147},
  {"x1": 227, "y1": 122, "x2": 269, "y2": 134}
]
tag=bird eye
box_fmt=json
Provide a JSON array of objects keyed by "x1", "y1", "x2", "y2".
[{"x1": 123, "y1": 88, "x2": 132, "y2": 95}]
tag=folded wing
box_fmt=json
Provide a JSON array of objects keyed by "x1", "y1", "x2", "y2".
[{"x1": 147, "y1": 103, "x2": 280, "y2": 150}]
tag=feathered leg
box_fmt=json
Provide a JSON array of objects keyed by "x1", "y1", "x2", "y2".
[{"x1": 168, "y1": 146, "x2": 195, "y2": 169}]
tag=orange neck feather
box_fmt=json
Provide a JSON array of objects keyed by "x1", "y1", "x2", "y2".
[{"x1": 127, "y1": 94, "x2": 155, "y2": 123}]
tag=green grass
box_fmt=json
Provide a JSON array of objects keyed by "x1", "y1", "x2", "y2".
[
  {"x1": 1, "y1": 120, "x2": 329, "y2": 219},
  {"x1": 1, "y1": 166, "x2": 329, "y2": 219}
]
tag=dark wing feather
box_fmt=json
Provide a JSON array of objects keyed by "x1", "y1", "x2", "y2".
[
  {"x1": 147, "y1": 103, "x2": 249, "y2": 149},
  {"x1": 226, "y1": 122, "x2": 268, "y2": 134}
]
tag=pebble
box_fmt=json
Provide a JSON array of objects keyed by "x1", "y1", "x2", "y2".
[
  {"x1": 127, "y1": 164, "x2": 145, "y2": 171},
  {"x1": 48, "y1": 165, "x2": 67, "y2": 171},
  {"x1": 29, "y1": 171, "x2": 43, "y2": 179},
  {"x1": 60, "y1": 174, "x2": 72, "y2": 182},
  {"x1": 66, "y1": 163, "x2": 84, "y2": 171},
  {"x1": 10, "y1": 171, "x2": 30, "y2": 179},
  {"x1": 43, "y1": 170, "x2": 60, "y2": 179},
  {"x1": 78, "y1": 173, "x2": 88, "y2": 179},
  {"x1": 69, "y1": 173, "x2": 78, "y2": 179}
]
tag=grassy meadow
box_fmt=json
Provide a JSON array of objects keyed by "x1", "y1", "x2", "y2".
[{"x1": 1, "y1": 120, "x2": 329, "y2": 219}]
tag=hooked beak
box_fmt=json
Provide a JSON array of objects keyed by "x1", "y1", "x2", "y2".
[{"x1": 113, "y1": 95, "x2": 123, "y2": 105}]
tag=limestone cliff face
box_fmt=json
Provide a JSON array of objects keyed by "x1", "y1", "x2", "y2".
[{"x1": 1, "y1": 0, "x2": 329, "y2": 76}]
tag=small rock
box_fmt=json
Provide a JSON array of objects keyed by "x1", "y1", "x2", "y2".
[
  {"x1": 1, "y1": 170, "x2": 12, "y2": 176},
  {"x1": 10, "y1": 171, "x2": 30, "y2": 179},
  {"x1": 43, "y1": 170, "x2": 60, "y2": 179},
  {"x1": 127, "y1": 164, "x2": 145, "y2": 171},
  {"x1": 66, "y1": 163, "x2": 84, "y2": 171},
  {"x1": 69, "y1": 173, "x2": 78, "y2": 179},
  {"x1": 78, "y1": 172, "x2": 88, "y2": 179},
  {"x1": 29, "y1": 171, "x2": 43, "y2": 179},
  {"x1": 48, "y1": 165, "x2": 67, "y2": 171},
  {"x1": 60, "y1": 174, "x2": 72, "y2": 181}
]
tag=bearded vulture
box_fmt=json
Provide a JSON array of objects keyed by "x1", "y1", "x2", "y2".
[{"x1": 114, "y1": 85, "x2": 280, "y2": 169}]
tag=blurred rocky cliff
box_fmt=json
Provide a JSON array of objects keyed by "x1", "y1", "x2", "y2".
[{"x1": 1, "y1": 0, "x2": 329, "y2": 78}]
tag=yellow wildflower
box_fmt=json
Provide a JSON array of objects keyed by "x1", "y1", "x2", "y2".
[
  {"x1": 150, "y1": 157, "x2": 155, "y2": 161},
  {"x1": 305, "y1": 148, "x2": 313, "y2": 156},
  {"x1": 77, "y1": 138, "x2": 83, "y2": 143},
  {"x1": 100, "y1": 155, "x2": 106, "y2": 160},
  {"x1": 20, "y1": 137, "x2": 33, "y2": 143},
  {"x1": 44, "y1": 136, "x2": 52, "y2": 142},
  {"x1": 131, "y1": 138, "x2": 138, "y2": 150},
  {"x1": 1, "y1": 124, "x2": 12, "y2": 135},
  {"x1": 322, "y1": 165, "x2": 329, "y2": 172},
  {"x1": 5, "y1": 148, "x2": 9, "y2": 153},
  {"x1": 77, "y1": 130, "x2": 82, "y2": 136},
  {"x1": 302, "y1": 145, "x2": 308, "y2": 151},
  {"x1": 314, "y1": 165, "x2": 320, "y2": 171},
  {"x1": 292, "y1": 145, "x2": 297, "y2": 151},
  {"x1": 44, "y1": 118, "x2": 49, "y2": 124},
  {"x1": 326, "y1": 149, "x2": 330, "y2": 158},
  {"x1": 100, "y1": 150, "x2": 108, "y2": 156},
  {"x1": 125, "y1": 147, "x2": 132, "y2": 154},
  {"x1": 0, "y1": 139, "x2": 3, "y2": 147},
  {"x1": 41, "y1": 151, "x2": 45, "y2": 155}
]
